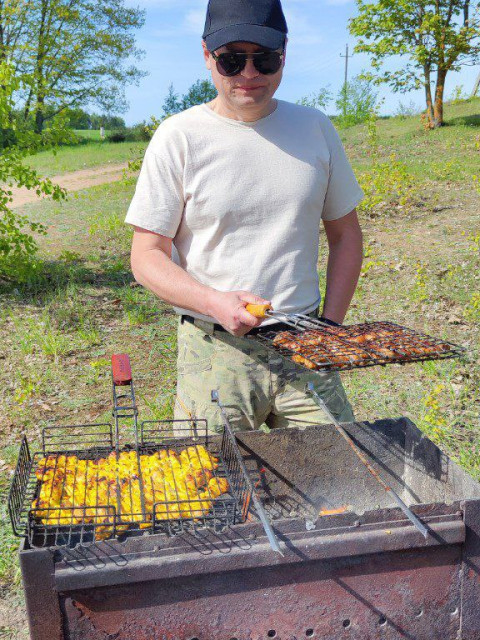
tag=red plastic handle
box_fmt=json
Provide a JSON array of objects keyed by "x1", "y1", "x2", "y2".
[{"x1": 111, "y1": 354, "x2": 132, "y2": 386}]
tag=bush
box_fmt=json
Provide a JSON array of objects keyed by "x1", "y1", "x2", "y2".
[
  {"x1": 107, "y1": 129, "x2": 127, "y2": 142},
  {"x1": 393, "y1": 100, "x2": 420, "y2": 119},
  {"x1": 1, "y1": 61, "x2": 69, "y2": 282},
  {"x1": 0, "y1": 209, "x2": 47, "y2": 281},
  {"x1": 357, "y1": 112, "x2": 417, "y2": 218},
  {"x1": 297, "y1": 87, "x2": 332, "y2": 111},
  {"x1": 107, "y1": 124, "x2": 152, "y2": 143},
  {"x1": 335, "y1": 76, "x2": 377, "y2": 128},
  {"x1": 131, "y1": 123, "x2": 152, "y2": 141},
  {"x1": 0, "y1": 127, "x2": 18, "y2": 150}
]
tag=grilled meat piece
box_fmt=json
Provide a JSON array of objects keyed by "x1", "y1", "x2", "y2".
[
  {"x1": 292, "y1": 354, "x2": 318, "y2": 369},
  {"x1": 32, "y1": 445, "x2": 230, "y2": 541},
  {"x1": 272, "y1": 323, "x2": 455, "y2": 371}
]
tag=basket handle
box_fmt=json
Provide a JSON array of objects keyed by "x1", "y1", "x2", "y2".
[{"x1": 111, "y1": 354, "x2": 132, "y2": 386}]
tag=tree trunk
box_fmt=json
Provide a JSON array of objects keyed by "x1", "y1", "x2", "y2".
[
  {"x1": 32, "y1": 0, "x2": 48, "y2": 133},
  {"x1": 23, "y1": 87, "x2": 33, "y2": 121},
  {"x1": 34, "y1": 94, "x2": 44, "y2": 133},
  {"x1": 433, "y1": 68, "x2": 447, "y2": 127},
  {"x1": 423, "y1": 65, "x2": 435, "y2": 127}
]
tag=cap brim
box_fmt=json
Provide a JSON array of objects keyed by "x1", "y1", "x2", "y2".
[{"x1": 204, "y1": 24, "x2": 285, "y2": 52}]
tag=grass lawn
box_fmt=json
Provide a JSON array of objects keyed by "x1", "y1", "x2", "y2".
[
  {"x1": 0, "y1": 97, "x2": 479, "y2": 637},
  {"x1": 26, "y1": 139, "x2": 147, "y2": 177},
  {"x1": 72, "y1": 129, "x2": 109, "y2": 141},
  {"x1": 342, "y1": 97, "x2": 480, "y2": 182}
]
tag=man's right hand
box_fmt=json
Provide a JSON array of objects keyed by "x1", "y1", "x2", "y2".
[{"x1": 207, "y1": 290, "x2": 271, "y2": 337}]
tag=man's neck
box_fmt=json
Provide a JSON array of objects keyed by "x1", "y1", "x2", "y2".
[{"x1": 207, "y1": 97, "x2": 278, "y2": 122}]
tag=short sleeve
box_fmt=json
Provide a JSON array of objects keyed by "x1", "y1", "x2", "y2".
[
  {"x1": 125, "y1": 121, "x2": 187, "y2": 237},
  {"x1": 319, "y1": 115, "x2": 364, "y2": 221}
]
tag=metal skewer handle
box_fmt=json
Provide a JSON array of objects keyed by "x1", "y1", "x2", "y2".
[
  {"x1": 211, "y1": 390, "x2": 284, "y2": 556},
  {"x1": 305, "y1": 383, "x2": 429, "y2": 539},
  {"x1": 246, "y1": 304, "x2": 332, "y2": 331}
]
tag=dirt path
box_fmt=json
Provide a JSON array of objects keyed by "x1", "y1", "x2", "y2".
[{"x1": 10, "y1": 162, "x2": 130, "y2": 209}]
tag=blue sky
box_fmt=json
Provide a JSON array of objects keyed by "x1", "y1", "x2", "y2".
[{"x1": 123, "y1": 0, "x2": 477, "y2": 125}]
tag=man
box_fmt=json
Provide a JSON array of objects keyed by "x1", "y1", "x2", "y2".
[{"x1": 126, "y1": 0, "x2": 364, "y2": 432}]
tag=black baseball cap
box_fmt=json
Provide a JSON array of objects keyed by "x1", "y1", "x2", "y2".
[{"x1": 203, "y1": 0, "x2": 288, "y2": 52}]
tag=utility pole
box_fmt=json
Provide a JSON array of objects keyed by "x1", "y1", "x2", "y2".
[
  {"x1": 472, "y1": 71, "x2": 480, "y2": 98},
  {"x1": 340, "y1": 44, "x2": 353, "y2": 117}
]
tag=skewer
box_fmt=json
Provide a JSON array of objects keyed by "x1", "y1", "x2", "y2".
[
  {"x1": 211, "y1": 390, "x2": 284, "y2": 556},
  {"x1": 246, "y1": 304, "x2": 333, "y2": 332},
  {"x1": 305, "y1": 383, "x2": 429, "y2": 539}
]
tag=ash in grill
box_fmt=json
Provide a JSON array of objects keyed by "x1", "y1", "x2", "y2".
[{"x1": 253, "y1": 320, "x2": 464, "y2": 372}]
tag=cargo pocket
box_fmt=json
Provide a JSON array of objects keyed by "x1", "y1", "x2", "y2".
[
  {"x1": 177, "y1": 357, "x2": 212, "y2": 376},
  {"x1": 176, "y1": 347, "x2": 215, "y2": 423}
]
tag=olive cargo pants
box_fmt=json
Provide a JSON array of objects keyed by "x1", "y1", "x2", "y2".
[{"x1": 174, "y1": 318, "x2": 355, "y2": 433}]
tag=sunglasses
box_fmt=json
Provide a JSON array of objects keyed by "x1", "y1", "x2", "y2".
[{"x1": 210, "y1": 50, "x2": 284, "y2": 77}]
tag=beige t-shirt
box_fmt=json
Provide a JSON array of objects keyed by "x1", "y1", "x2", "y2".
[{"x1": 125, "y1": 100, "x2": 363, "y2": 323}]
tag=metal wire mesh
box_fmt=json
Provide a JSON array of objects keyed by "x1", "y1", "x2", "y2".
[
  {"x1": 8, "y1": 437, "x2": 32, "y2": 537},
  {"x1": 253, "y1": 321, "x2": 464, "y2": 372},
  {"x1": 9, "y1": 419, "x2": 252, "y2": 548},
  {"x1": 141, "y1": 419, "x2": 248, "y2": 535}
]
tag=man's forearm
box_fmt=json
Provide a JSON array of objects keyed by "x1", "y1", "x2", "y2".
[
  {"x1": 131, "y1": 247, "x2": 215, "y2": 317},
  {"x1": 130, "y1": 237, "x2": 268, "y2": 336},
  {"x1": 322, "y1": 229, "x2": 363, "y2": 325}
]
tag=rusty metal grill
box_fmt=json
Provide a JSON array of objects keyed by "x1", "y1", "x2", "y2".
[
  {"x1": 253, "y1": 321, "x2": 464, "y2": 372},
  {"x1": 15, "y1": 419, "x2": 480, "y2": 640}
]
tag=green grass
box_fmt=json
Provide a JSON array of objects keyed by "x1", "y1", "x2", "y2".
[
  {"x1": 0, "y1": 96, "x2": 479, "y2": 635},
  {"x1": 72, "y1": 129, "x2": 109, "y2": 141},
  {"x1": 342, "y1": 97, "x2": 480, "y2": 182},
  {"x1": 26, "y1": 140, "x2": 146, "y2": 177}
]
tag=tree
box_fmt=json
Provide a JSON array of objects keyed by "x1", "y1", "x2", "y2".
[
  {"x1": 349, "y1": 0, "x2": 480, "y2": 127},
  {"x1": 2, "y1": 0, "x2": 146, "y2": 132},
  {"x1": 161, "y1": 79, "x2": 217, "y2": 119},
  {"x1": 180, "y1": 79, "x2": 217, "y2": 110},
  {"x1": 472, "y1": 70, "x2": 480, "y2": 96},
  {"x1": 161, "y1": 84, "x2": 182, "y2": 118},
  {"x1": 297, "y1": 87, "x2": 333, "y2": 111},
  {"x1": 335, "y1": 75, "x2": 377, "y2": 128},
  {"x1": 63, "y1": 109, "x2": 126, "y2": 130},
  {"x1": 0, "y1": 59, "x2": 68, "y2": 280}
]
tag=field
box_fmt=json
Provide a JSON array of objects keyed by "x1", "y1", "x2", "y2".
[
  {"x1": 0, "y1": 98, "x2": 479, "y2": 637},
  {"x1": 26, "y1": 137, "x2": 145, "y2": 177}
]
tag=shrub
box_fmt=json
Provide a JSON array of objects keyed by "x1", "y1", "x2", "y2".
[
  {"x1": 335, "y1": 76, "x2": 377, "y2": 128},
  {"x1": 393, "y1": 100, "x2": 420, "y2": 119},
  {"x1": 297, "y1": 87, "x2": 333, "y2": 111},
  {"x1": 107, "y1": 129, "x2": 127, "y2": 143},
  {"x1": 0, "y1": 127, "x2": 18, "y2": 150},
  {"x1": 357, "y1": 111, "x2": 417, "y2": 218},
  {"x1": 107, "y1": 124, "x2": 152, "y2": 143}
]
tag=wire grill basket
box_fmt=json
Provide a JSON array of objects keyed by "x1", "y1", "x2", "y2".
[
  {"x1": 8, "y1": 356, "x2": 252, "y2": 549},
  {"x1": 253, "y1": 321, "x2": 464, "y2": 372}
]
